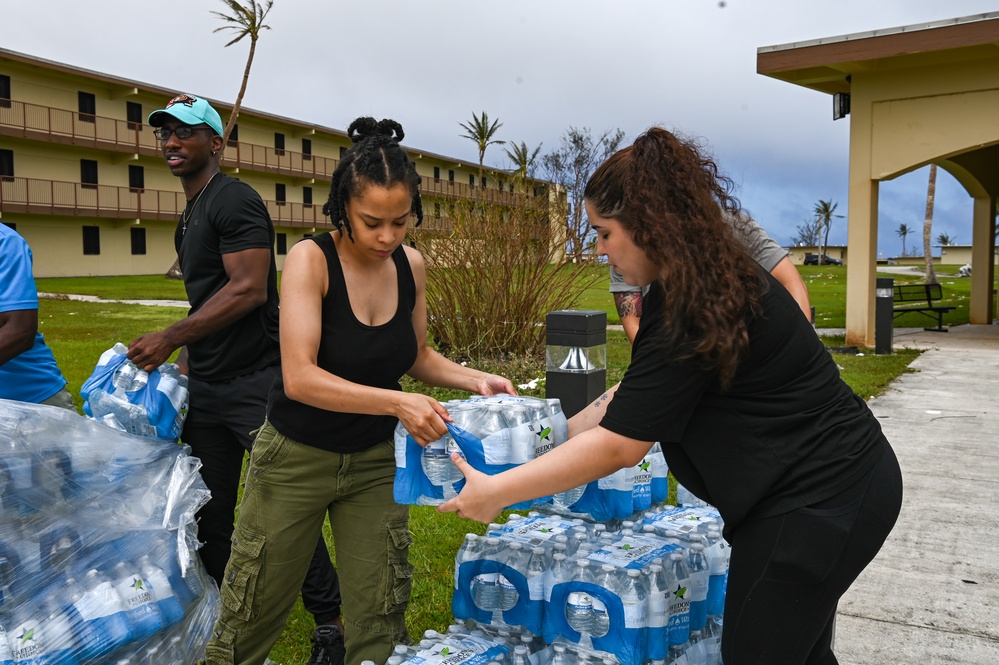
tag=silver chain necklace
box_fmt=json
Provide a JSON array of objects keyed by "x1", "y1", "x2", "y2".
[{"x1": 182, "y1": 171, "x2": 219, "y2": 235}]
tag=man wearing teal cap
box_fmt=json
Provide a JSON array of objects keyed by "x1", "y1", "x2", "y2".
[{"x1": 129, "y1": 94, "x2": 345, "y2": 665}]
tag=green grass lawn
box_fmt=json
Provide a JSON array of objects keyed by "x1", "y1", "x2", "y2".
[{"x1": 34, "y1": 270, "x2": 923, "y2": 663}]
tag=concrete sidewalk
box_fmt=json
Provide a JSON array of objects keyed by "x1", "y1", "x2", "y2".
[{"x1": 831, "y1": 323, "x2": 999, "y2": 664}]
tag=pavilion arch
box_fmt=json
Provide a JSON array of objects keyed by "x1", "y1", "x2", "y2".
[{"x1": 759, "y1": 13, "x2": 999, "y2": 346}]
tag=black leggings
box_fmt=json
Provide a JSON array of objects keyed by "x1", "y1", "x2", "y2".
[{"x1": 722, "y1": 443, "x2": 903, "y2": 665}]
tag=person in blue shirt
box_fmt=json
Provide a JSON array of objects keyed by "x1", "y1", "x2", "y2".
[{"x1": 0, "y1": 224, "x2": 73, "y2": 409}]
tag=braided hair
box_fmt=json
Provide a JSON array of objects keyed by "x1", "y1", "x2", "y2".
[{"x1": 322, "y1": 117, "x2": 423, "y2": 240}]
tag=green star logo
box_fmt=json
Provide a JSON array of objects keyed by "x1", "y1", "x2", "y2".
[
  {"x1": 673, "y1": 584, "x2": 687, "y2": 599},
  {"x1": 639, "y1": 461, "x2": 651, "y2": 471},
  {"x1": 620, "y1": 543, "x2": 632, "y2": 551},
  {"x1": 440, "y1": 647, "x2": 450, "y2": 655},
  {"x1": 131, "y1": 577, "x2": 145, "y2": 591},
  {"x1": 17, "y1": 628, "x2": 34, "y2": 644},
  {"x1": 540, "y1": 427, "x2": 552, "y2": 442}
]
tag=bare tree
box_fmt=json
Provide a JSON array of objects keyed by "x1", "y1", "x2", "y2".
[
  {"x1": 791, "y1": 218, "x2": 822, "y2": 247},
  {"x1": 212, "y1": 0, "x2": 274, "y2": 146},
  {"x1": 922, "y1": 164, "x2": 938, "y2": 283},
  {"x1": 541, "y1": 127, "x2": 625, "y2": 263},
  {"x1": 459, "y1": 111, "x2": 505, "y2": 184}
]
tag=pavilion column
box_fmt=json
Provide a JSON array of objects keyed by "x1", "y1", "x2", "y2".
[{"x1": 969, "y1": 195, "x2": 997, "y2": 324}]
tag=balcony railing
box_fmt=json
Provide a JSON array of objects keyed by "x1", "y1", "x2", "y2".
[
  {"x1": 0, "y1": 99, "x2": 536, "y2": 207},
  {"x1": 0, "y1": 176, "x2": 335, "y2": 228}
]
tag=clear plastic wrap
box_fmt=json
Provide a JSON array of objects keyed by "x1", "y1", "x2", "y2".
[{"x1": 0, "y1": 399, "x2": 218, "y2": 664}]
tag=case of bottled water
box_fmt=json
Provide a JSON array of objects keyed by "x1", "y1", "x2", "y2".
[
  {"x1": 449, "y1": 505, "x2": 731, "y2": 665},
  {"x1": 80, "y1": 343, "x2": 190, "y2": 441},
  {"x1": 0, "y1": 398, "x2": 218, "y2": 664},
  {"x1": 394, "y1": 395, "x2": 569, "y2": 508}
]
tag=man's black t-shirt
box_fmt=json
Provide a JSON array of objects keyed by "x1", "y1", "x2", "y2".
[
  {"x1": 600, "y1": 272, "x2": 886, "y2": 536},
  {"x1": 174, "y1": 174, "x2": 280, "y2": 381}
]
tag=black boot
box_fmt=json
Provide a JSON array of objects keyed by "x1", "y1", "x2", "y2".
[{"x1": 307, "y1": 624, "x2": 345, "y2": 665}]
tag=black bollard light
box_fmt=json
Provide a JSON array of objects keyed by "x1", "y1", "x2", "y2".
[
  {"x1": 545, "y1": 310, "x2": 607, "y2": 418},
  {"x1": 875, "y1": 277, "x2": 894, "y2": 355}
]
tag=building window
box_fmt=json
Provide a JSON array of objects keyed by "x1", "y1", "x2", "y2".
[
  {"x1": 275, "y1": 183, "x2": 286, "y2": 205},
  {"x1": 302, "y1": 138, "x2": 312, "y2": 161},
  {"x1": 0, "y1": 149, "x2": 13, "y2": 182},
  {"x1": 82, "y1": 226, "x2": 101, "y2": 255},
  {"x1": 228, "y1": 124, "x2": 239, "y2": 147},
  {"x1": 434, "y1": 202, "x2": 441, "y2": 218},
  {"x1": 303, "y1": 186, "x2": 313, "y2": 207},
  {"x1": 0, "y1": 74, "x2": 10, "y2": 109},
  {"x1": 126, "y1": 101, "x2": 143, "y2": 130},
  {"x1": 276, "y1": 233, "x2": 288, "y2": 255},
  {"x1": 78, "y1": 91, "x2": 96, "y2": 123},
  {"x1": 128, "y1": 165, "x2": 144, "y2": 192},
  {"x1": 130, "y1": 227, "x2": 146, "y2": 255},
  {"x1": 274, "y1": 132, "x2": 285, "y2": 156},
  {"x1": 80, "y1": 159, "x2": 98, "y2": 189},
  {"x1": 469, "y1": 174, "x2": 475, "y2": 187},
  {"x1": 448, "y1": 169, "x2": 455, "y2": 182},
  {"x1": 481, "y1": 176, "x2": 487, "y2": 188},
  {"x1": 433, "y1": 166, "x2": 440, "y2": 181},
  {"x1": 339, "y1": 146, "x2": 347, "y2": 159}
]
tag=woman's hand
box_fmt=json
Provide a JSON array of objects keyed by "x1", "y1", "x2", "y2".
[
  {"x1": 474, "y1": 373, "x2": 517, "y2": 397},
  {"x1": 437, "y1": 453, "x2": 505, "y2": 523},
  {"x1": 397, "y1": 393, "x2": 451, "y2": 447}
]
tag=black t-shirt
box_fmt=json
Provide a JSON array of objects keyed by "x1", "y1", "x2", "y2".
[
  {"x1": 601, "y1": 272, "x2": 886, "y2": 536},
  {"x1": 266, "y1": 234, "x2": 418, "y2": 452},
  {"x1": 174, "y1": 174, "x2": 280, "y2": 381}
]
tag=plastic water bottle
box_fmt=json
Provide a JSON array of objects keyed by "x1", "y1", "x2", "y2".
[
  {"x1": 506, "y1": 405, "x2": 534, "y2": 465},
  {"x1": 646, "y1": 564, "x2": 670, "y2": 658},
  {"x1": 112, "y1": 361, "x2": 139, "y2": 392},
  {"x1": 552, "y1": 482, "x2": 585, "y2": 512},
  {"x1": 8, "y1": 603, "x2": 80, "y2": 665},
  {"x1": 686, "y1": 543, "x2": 709, "y2": 632},
  {"x1": 621, "y1": 569, "x2": 648, "y2": 631},
  {"x1": 138, "y1": 555, "x2": 185, "y2": 628},
  {"x1": 702, "y1": 615, "x2": 722, "y2": 665},
  {"x1": 704, "y1": 531, "x2": 729, "y2": 618},
  {"x1": 422, "y1": 439, "x2": 459, "y2": 498},
  {"x1": 498, "y1": 542, "x2": 526, "y2": 611},
  {"x1": 667, "y1": 551, "x2": 691, "y2": 646},
  {"x1": 591, "y1": 564, "x2": 616, "y2": 638},
  {"x1": 512, "y1": 644, "x2": 531, "y2": 665},
  {"x1": 544, "y1": 552, "x2": 568, "y2": 603},
  {"x1": 565, "y1": 559, "x2": 593, "y2": 636},
  {"x1": 526, "y1": 546, "x2": 548, "y2": 605},
  {"x1": 112, "y1": 561, "x2": 165, "y2": 640},
  {"x1": 551, "y1": 643, "x2": 569, "y2": 665},
  {"x1": 74, "y1": 568, "x2": 134, "y2": 659},
  {"x1": 455, "y1": 534, "x2": 480, "y2": 594},
  {"x1": 632, "y1": 456, "x2": 653, "y2": 512}
]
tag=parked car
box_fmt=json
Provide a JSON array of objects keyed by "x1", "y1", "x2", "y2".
[{"x1": 804, "y1": 253, "x2": 843, "y2": 266}]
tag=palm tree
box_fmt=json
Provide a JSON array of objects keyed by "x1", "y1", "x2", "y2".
[
  {"x1": 897, "y1": 223, "x2": 913, "y2": 257},
  {"x1": 813, "y1": 199, "x2": 843, "y2": 265},
  {"x1": 922, "y1": 164, "x2": 938, "y2": 283},
  {"x1": 504, "y1": 140, "x2": 542, "y2": 182},
  {"x1": 459, "y1": 111, "x2": 505, "y2": 185},
  {"x1": 936, "y1": 232, "x2": 955, "y2": 246},
  {"x1": 212, "y1": 0, "x2": 274, "y2": 146}
]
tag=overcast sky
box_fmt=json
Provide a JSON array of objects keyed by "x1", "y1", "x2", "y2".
[{"x1": 5, "y1": 0, "x2": 995, "y2": 255}]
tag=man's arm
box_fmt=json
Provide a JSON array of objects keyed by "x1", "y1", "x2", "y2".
[
  {"x1": 614, "y1": 290, "x2": 643, "y2": 345},
  {"x1": 127, "y1": 247, "x2": 271, "y2": 371},
  {"x1": 769, "y1": 256, "x2": 812, "y2": 323},
  {"x1": 0, "y1": 309, "x2": 38, "y2": 365}
]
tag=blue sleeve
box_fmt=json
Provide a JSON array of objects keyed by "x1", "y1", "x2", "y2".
[{"x1": 0, "y1": 233, "x2": 40, "y2": 313}]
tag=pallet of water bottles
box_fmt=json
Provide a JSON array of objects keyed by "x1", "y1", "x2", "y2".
[
  {"x1": 393, "y1": 396, "x2": 669, "y2": 522},
  {"x1": 449, "y1": 508, "x2": 730, "y2": 665},
  {"x1": 0, "y1": 399, "x2": 218, "y2": 664}
]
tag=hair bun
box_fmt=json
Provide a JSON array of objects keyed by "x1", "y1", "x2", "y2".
[{"x1": 347, "y1": 116, "x2": 404, "y2": 144}]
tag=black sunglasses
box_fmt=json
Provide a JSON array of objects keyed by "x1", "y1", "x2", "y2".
[{"x1": 153, "y1": 126, "x2": 214, "y2": 141}]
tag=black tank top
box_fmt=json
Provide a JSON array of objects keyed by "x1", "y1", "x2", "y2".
[{"x1": 267, "y1": 233, "x2": 418, "y2": 452}]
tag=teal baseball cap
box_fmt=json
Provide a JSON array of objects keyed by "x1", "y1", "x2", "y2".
[{"x1": 148, "y1": 94, "x2": 224, "y2": 136}]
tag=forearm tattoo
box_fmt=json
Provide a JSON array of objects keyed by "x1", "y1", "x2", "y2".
[{"x1": 614, "y1": 291, "x2": 643, "y2": 320}]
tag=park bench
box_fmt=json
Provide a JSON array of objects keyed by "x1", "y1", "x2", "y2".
[{"x1": 893, "y1": 283, "x2": 956, "y2": 332}]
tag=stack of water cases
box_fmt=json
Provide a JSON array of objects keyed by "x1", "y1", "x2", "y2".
[
  {"x1": 0, "y1": 399, "x2": 219, "y2": 664},
  {"x1": 450, "y1": 508, "x2": 730, "y2": 665},
  {"x1": 80, "y1": 343, "x2": 190, "y2": 441},
  {"x1": 393, "y1": 396, "x2": 668, "y2": 521}
]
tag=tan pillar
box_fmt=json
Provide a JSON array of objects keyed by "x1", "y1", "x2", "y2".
[
  {"x1": 845, "y1": 178, "x2": 879, "y2": 347},
  {"x1": 969, "y1": 196, "x2": 997, "y2": 324}
]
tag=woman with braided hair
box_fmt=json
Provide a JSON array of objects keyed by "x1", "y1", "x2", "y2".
[
  {"x1": 440, "y1": 127, "x2": 903, "y2": 665},
  {"x1": 206, "y1": 117, "x2": 515, "y2": 665}
]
